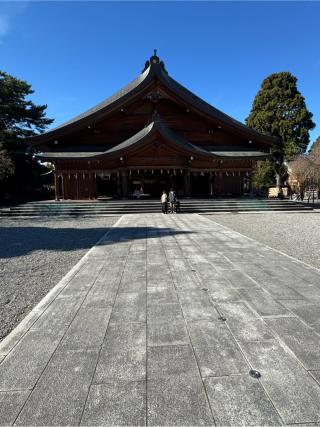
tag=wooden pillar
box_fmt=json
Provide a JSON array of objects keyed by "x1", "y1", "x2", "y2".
[
  {"x1": 116, "y1": 173, "x2": 121, "y2": 197},
  {"x1": 249, "y1": 172, "x2": 254, "y2": 197},
  {"x1": 93, "y1": 173, "x2": 97, "y2": 199},
  {"x1": 54, "y1": 173, "x2": 59, "y2": 201},
  {"x1": 61, "y1": 173, "x2": 65, "y2": 200},
  {"x1": 121, "y1": 171, "x2": 129, "y2": 199},
  {"x1": 218, "y1": 172, "x2": 223, "y2": 197},
  {"x1": 209, "y1": 174, "x2": 214, "y2": 196},
  {"x1": 184, "y1": 170, "x2": 191, "y2": 198},
  {"x1": 88, "y1": 173, "x2": 97, "y2": 200}
]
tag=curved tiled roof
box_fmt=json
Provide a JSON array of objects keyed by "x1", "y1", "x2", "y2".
[
  {"x1": 31, "y1": 54, "x2": 278, "y2": 146},
  {"x1": 37, "y1": 116, "x2": 269, "y2": 161}
]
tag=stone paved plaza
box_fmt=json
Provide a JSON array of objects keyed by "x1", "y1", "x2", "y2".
[{"x1": 1, "y1": 213, "x2": 320, "y2": 425}]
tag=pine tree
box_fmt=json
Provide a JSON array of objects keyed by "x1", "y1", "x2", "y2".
[
  {"x1": 0, "y1": 71, "x2": 53, "y2": 199},
  {"x1": 246, "y1": 72, "x2": 315, "y2": 186}
]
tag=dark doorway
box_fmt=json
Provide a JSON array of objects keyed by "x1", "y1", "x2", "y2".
[
  {"x1": 97, "y1": 174, "x2": 119, "y2": 198},
  {"x1": 191, "y1": 174, "x2": 210, "y2": 196},
  {"x1": 219, "y1": 175, "x2": 242, "y2": 197}
]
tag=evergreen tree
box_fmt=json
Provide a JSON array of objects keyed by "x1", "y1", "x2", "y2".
[
  {"x1": 251, "y1": 160, "x2": 276, "y2": 194},
  {"x1": 0, "y1": 150, "x2": 14, "y2": 180},
  {"x1": 0, "y1": 71, "x2": 53, "y2": 200},
  {"x1": 246, "y1": 72, "x2": 315, "y2": 186}
]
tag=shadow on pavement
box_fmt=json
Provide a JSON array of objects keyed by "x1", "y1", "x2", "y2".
[{"x1": 0, "y1": 226, "x2": 193, "y2": 258}]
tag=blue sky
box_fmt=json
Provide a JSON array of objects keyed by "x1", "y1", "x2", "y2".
[{"x1": 1, "y1": 1, "x2": 319, "y2": 147}]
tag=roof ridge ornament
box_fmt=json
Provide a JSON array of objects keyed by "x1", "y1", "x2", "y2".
[
  {"x1": 151, "y1": 49, "x2": 159, "y2": 64},
  {"x1": 142, "y1": 49, "x2": 168, "y2": 74}
]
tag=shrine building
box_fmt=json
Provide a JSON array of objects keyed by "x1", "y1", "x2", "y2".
[{"x1": 30, "y1": 51, "x2": 277, "y2": 200}]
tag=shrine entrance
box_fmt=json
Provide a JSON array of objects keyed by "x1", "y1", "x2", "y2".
[{"x1": 128, "y1": 170, "x2": 184, "y2": 198}]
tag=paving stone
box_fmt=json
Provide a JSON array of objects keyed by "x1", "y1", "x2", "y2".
[
  {"x1": 147, "y1": 278, "x2": 173, "y2": 288},
  {"x1": 178, "y1": 290, "x2": 212, "y2": 306},
  {"x1": 147, "y1": 264, "x2": 169, "y2": 281},
  {"x1": 81, "y1": 381, "x2": 146, "y2": 426},
  {"x1": 239, "y1": 266, "x2": 303, "y2": 300},
  {"x1": 181, "y1": 303, "x2": 218, "y2": 323},
  {"x1": 148, "y1": 320, "x2": 189, "y2": 347},
  {"x1": 261, "y1": 280, "x2": 304, "y2": 300},
  {"x1": 310, "y1": 370, "x2": 320, "y2": 385},
  {"x1": 93, "y1": 346, "x2": 146, "y2": 383},
  {"x1": 238, "y1": 288, "x2": 290, "y2": 317},
  {"x1": 0, "y1": 310, "x2": 42, "y2": 357},
  {"x1": 82, "y1": 286, "x2": 118, "y2": 308},
  {"x1": 147, "y1": 303, "x2": 183, "y2": 322},
  {"x1": 147, "y1": 286, "x2": 177, "y2": 304},
  {"x1": 204, "y1": 374, "x2": 282, "y2": 426},
  {"x1": 15, "y1": 350, "x2": 98, "y2": 426},
  {"x1": 30, "y1": 294, "x2": 85, "y2": 331},
  {"x1": 204, "y1": 277, "x2": 235, "y2": 292},
  {"x1": 118, "y1": 279, "x2": 146, "y2": 293},
  {"x1": 167, "y1": 259, "x2": 202, "y2": 290},
  {"x1": 279, "y1": 261, "x2": 320, "y2": 284},
  {"x1": 292, "y1": 284, "x2": 320, "y2": 301},
  {"x1": 148, "y1": 345, "x2": 199, "y2": 379},
  {"x1": 60, "y1": 272, "x2": 102, "y2": 296},
  {"x1": 147, "y1": 257, "x2": 167, "y2": 266},
  {"x1": 103, "y1": 322, "x2": 146, "y2": 351},
  {"x1": 265, "y1": 317, "x2": 320, "y2": 370},
  {"x1": 129, "y1": 243, "x2": 146, "y2": 252},
  {"x1": 210, "y1": 288, "x2": 242, "y2": 302},
  {"x1": 188, "y1": 320, "x2": 249, "y2": 377},
  {"x1": 58, "y1": 307, "x2": 112, "y2": 351},
  {"x1": 222, "y1": 269, "x2": 257, "y2": 289},
  {"x1": 241, "y1": 340, "x2": 320, "y2": 424},
  {"x1": 0, "y1": 390, "x2": 30, "y2": 426},
  {"x1": 188, "y1": 261, "x2": 217, "y2": 280},
  {"x1": 218, "y1": 251, "x2": 248, "y2": 263},
  {"x1": 280, "y1": 300, "x2": 320, "y2": 330},
  {"x1": 121, "y1": 261, "x2": 146, "y2": 283},
  {"x1": 110, "y1": 292, "x2": 146, "y2": 323},
  {"x1": 164, "y1": 247, "x2": 184, "y2": 259},
  {"x1": 181, "y1": 246, "x2": 205, "y2": 258},
  {"x1": 0, "y1": 329, "x2": 62, "y2": 391},
  {"x1": 148, "y1": 373, "x2": 214, "y2": 426},
  {"x1": 217, "y1": 301, "x2": 274, "y2": 341}
]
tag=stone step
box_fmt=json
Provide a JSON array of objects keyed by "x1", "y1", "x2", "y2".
[{"x1": 0, "y1": 198, "x2": 313, "y2": 217}]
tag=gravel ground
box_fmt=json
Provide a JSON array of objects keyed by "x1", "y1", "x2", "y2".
[
  {"x1": 0, "y1": 216, "x2": 118, "y2": 342},
  {"x1": 205, "y1": 212, "x2": 320, "y2": 270}
]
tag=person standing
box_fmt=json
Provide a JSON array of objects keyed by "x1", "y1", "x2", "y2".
[
  {"x1": 168, "y1": 189, "x2": 176, "y2": 213},
  {"x1": 161, "y1": 191, "x2": 168, "y2": 213}
]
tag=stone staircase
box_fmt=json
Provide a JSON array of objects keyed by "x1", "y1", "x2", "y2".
[{"x1": 0, "y1": 198, "x2": 314, "y2": 217}]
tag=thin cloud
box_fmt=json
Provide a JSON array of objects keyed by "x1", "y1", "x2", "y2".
[{"x1": 0, "y1": 1, "x2": 28, "y2": 39}]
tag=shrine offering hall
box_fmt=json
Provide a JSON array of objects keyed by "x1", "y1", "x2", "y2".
[{"x1": 31, "y1": 52, "x2": 277, "y2": 200}]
